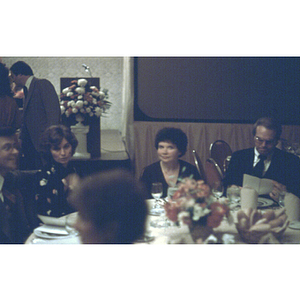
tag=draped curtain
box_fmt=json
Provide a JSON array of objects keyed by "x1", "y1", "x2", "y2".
[{"x1": 121, "y1": 57, "x2": 135, "y2": 161}]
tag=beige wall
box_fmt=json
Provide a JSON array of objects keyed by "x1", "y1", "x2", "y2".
[{"x1": 2, "y1": 57, "x2": 124, "y2": 131}]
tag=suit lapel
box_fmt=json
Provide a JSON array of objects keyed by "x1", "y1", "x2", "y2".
[
  {"x1": 23, "y1": 77, "x2": 36, "y2": 113},
  {"x1": 263, "y1": 148, "x2": 279, "y2": 177},
  {"x1": 2, "y1": 189, "x2": 16, "y2": 204},
  {"x1": 245, "y1": 148, "x2": 255, "y2": 173}
]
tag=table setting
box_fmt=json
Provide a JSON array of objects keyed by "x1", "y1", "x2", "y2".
[
  {"x1": 26, "y1": 213, "x2": 81, "y2": 244},
  {"x1": 26, "y1": 177, "x2": 300, "y2": 245}
]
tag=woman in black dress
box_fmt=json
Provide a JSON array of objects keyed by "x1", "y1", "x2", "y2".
[
  {"x1": 35, "y1": 125, "x2": 79, "y2": 217},
  {"x1": 140, "y1": 127, "x2": 201, "y2": 198}
]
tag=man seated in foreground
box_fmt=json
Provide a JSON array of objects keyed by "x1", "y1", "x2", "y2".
[
  {"x1": 70, "y1": 169, "x2": 148, "y2": 244},
  {"x1": 0, "y1": 127, "x2": 30, "y2": 243},
  {"x1": 223, "y1": 117, "x2": 300, "y2": 202}
]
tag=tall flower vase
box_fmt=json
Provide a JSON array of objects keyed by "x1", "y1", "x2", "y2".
[{"x1": 71, "y1": 114, "x2": 91, "y2": 159}]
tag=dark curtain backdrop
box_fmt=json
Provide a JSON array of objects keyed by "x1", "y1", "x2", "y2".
[{"x1": 134, "y1": 57, "x2": 300, "y2": 125}]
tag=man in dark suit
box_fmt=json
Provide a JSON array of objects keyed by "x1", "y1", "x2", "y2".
[
  {"x1": 223, "y1": 117, "x2": 300, "y2": 201},
  {"x1": 0, "y1": 127, "x2": 30, "y2": 243},
  {"x1": 10, "y1": 61, "x2": 61, "y2": 170}
]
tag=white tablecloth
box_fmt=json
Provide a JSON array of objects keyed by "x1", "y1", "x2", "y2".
[{"x1": 25, "y1": 200, "x2": 300, "y2": 245}]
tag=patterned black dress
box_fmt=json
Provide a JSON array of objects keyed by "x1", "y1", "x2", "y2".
[{"x1": 35, "y1": 161, "x2": 77, "y2": 217}]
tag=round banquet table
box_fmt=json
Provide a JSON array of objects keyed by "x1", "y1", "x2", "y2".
[{"x1": 25, "y1": 199, "x2": 300, "y2": 245}]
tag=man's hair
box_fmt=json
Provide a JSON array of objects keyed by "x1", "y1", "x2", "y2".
[
  {"x1": 10, "y1": 61, "x2": 33, "y2": 76},
  {"x1": 70, "y1": 169, "x2": 148, "y2": 244},
  {"x1": 252, "y1": 117, "x2": 282, "y2": 140},
  {"x1": 0, "y1": 127, "x2": 16, "y2": 137}
]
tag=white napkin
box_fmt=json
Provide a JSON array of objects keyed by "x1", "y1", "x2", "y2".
[
  {"x1": 38, "y1": 214, "x2": 66, "y2": 226},
  {"x1": 34, "y1": 225, "x2": 69, "y2": 236},
  {"x1": 36, "y1": 215, "x2": 68, "y2": 235},
  {"x1": 241, "y1": 186, "x2": 258, "y2": 210}
]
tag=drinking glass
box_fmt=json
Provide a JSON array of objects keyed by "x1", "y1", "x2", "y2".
[
  {"x1": 167, "y1": 186, "x2": 177, "y2": 202},
  {"x1": 150, "y1": 182, "x2": 164, "y2": 215},
  {"x1": 227, "y1": 185, "x2": 241, "y2": 204},
  {"x1": 278, "y1": 191, "x2": 286, "y2": 207},
  {"x1": 212, "y1": 181, "x2": 224, "y2": 200},
  {"x1": 149, "y1": 182, "x2": 171, "y2": 228}
]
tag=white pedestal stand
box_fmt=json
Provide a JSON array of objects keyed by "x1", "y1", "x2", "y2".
[{"x1": 71, "y1": 115, "x2": 91, "y2": 159}]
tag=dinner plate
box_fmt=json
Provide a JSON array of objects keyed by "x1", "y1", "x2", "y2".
[
  {"x1": 229, "y1": 197, "x2": 274, "y2": 209},
  {"x1": 34, "y1": 227, "x2": 78, "y2": 239},
  {"x1": 257, "y1": 197, "x2": 274, "y2": 208},
  {"x1": 288, "y1": 221, "x2": 300, "y2": 230}
]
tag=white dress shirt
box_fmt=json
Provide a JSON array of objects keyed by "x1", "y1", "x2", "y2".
[{"x1": 253, "y1": 148, "x2": 272, "y2": 176}]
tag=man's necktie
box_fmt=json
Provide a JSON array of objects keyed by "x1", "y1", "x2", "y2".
[
  {"x1": 23, "y1": 86, "x2": 28, "y2": 98},
  {"x1": 252, "y1": 155, "x2": 267, "y2": 178}
]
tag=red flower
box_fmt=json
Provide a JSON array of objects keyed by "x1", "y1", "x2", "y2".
[
  {"x1": 165, "y1": 202, "x2": 180, "y2": 222},
  {"x1": 206, "y1": 202, "x2": 229, "y2": 228}
]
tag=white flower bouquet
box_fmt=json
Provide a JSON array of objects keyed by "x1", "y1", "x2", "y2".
[{"x1": 60, "y1": 78, "x2": 111, "y2": 120}]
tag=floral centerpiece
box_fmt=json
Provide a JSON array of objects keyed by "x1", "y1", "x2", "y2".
[
  {"x1": 165, "y1": 177, "x2": 232, "y2": 243},
  {"x1": 60, "y1": 78, "x2": 111, "y2": 123}
]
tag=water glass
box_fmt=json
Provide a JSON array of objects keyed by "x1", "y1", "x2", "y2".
[
  {"x1": 278, "y1": 191, "x2": 286, "y2": 207},
  {"x1": 212, "y1": 181, "x2": 224, "y2": 200},
  {"x1": 227, "y1": 185, "x2": 241, "y2": 204}
]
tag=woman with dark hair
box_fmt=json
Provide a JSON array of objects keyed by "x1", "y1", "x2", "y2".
[
  {"x1": 140, "y1": 127, "x2": 201, "y2": 198},
  {"x1": 0, "y1": 63, "x2": 21, "y2": 129},
  {"x1": 34, "y1": 125, "x2": 79, "y2": 217}
]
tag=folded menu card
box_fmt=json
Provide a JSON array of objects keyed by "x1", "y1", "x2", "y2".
[
  {"x1": 36, "y1": 215, "x2": 69, "y2": 235},
  {"x1": 243, "y1": 174, "x2": 273, "y2": 195}
]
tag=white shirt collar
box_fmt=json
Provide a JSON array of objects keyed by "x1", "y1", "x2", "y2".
[
  {"x1": 253, "y1": 148, "x2": 272, "y2": 173},
  {"x1": 25, "y1": 75, "x2": 34, "y2": 90}
]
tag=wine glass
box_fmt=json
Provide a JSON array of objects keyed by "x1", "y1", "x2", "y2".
[
  {"x1": 150, "y1": 182, "x2": 164, "y2": 215},
  {"x1": 212, "y1": 181, "x2": 224, "y2": 200},
  {"x1": 149, "y1": 182, "x2": 171, "y2": 228}
]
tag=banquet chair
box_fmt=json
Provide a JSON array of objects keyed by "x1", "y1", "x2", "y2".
[
  {"x1": 209, "y1": 140, "x2": 232, "y2": 175},
  {"x1": 205, "y1": 158, "x2": 223, "y2": 189},
  {"x1": 192, "y1": 149, "x2": 207, "y2": 182}
]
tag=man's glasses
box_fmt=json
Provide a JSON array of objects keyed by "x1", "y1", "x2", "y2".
[{"x1": 254, "y1": 136, "x2": 277, "y2": 146}]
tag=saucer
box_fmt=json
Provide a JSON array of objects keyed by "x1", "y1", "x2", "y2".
[
  {"x1": 288, "y1": 221, "x2": 300, "y2": 230},
  {"x1": 257, "y1": 197, "x2": 274, "y2": 208}
]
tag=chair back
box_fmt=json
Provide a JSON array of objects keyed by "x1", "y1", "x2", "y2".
[
  {"x1": 209, "y1": 140, "x2": 232, "y2": 175},
  {"x1": 205, "y1": 158, "x2": 223, "y2": 188},
  {"x1": 192, "y1": 149, "x2": 207, "y2": 182}
]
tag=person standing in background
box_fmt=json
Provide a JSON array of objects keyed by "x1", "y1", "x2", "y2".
[
  {"x1": 0, "y1": 62, "x2": 21, "y2": 130},
  {"x1": 10, "y1": 61, "x2": 61, "y2": 170}
]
